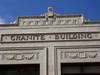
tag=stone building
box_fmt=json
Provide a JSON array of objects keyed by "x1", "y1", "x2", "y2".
[{"x1": 0, "y1": 7, "x2": 100, "y2": 75}]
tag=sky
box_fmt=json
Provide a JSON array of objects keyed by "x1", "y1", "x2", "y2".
[{"x1": 0, "y1": 0, "x2": 100, "y2": 24}]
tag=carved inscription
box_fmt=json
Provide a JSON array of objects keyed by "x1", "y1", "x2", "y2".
[
  {"x1": 61, "y1": 51, "x2": 98, "y2": 59},
  {"x1": 1, "y1": 52, "x2": 39, "y2": 60},
  {"x1": 1, "y1": 32, "x2": 100, "y2": 43},
  {"x1": 19, "y1": 18, "x2": 81, "y2": 26}
]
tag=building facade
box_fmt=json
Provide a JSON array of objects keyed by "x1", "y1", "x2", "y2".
[{"x1": 0, "y1": 7, "x2": 100, "y2": 75}]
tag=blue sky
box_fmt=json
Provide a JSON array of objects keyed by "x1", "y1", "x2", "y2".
[{"x1": 0, "y1": 0, "x2": 100, "y2": 24}]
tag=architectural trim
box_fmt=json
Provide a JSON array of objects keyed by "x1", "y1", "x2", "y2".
[{"x1": 1, "y1": 32, "x2": 100, "y2": 43}]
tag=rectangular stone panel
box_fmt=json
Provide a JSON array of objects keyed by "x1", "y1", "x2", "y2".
[
  {"x1": 56, "y1": 46, "x2": 100, "y2": 63},
  {"x1": 0, "y1": 47, "x2": 47, "y2": 64},
  {"x1": 1, "y1": 32, "x2": 100, "y2": 43}
]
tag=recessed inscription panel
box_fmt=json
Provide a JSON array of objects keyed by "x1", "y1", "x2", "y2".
[
  {"x1": 60, "y1": 51, "x2": 97, "y2": 59},
  {"x1": 1, "y1": 32, "x2": 100, "y2": 43},
  {"x1": 57, "y1": 48, "x2": 100, "y2": 63},
  {"x1": 2, "y1": 52, "x2": 39, "y2": 60},
  {"x1": 0, "y1": 50, "x2": 40, "y2": 64},
  {"x1": 19, "y1": 18, "x2": 81, "y2": 26},
  {"x1": 0, "y1": 48, "x2": 47, "y2": 64}
]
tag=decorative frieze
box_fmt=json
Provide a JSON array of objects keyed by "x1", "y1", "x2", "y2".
[
  {"x1": 2, "y1": 52, "x2": 39, "y2": 60},
  {"x1": 0, "y1": 47, "x2": 47, "y2": 66},
  {"x1": 19, "y1": 18, "x2": 81, "y2": 26},
  {"x1": 60, "y1": 51, "x2": 98, "y2": 59}
]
